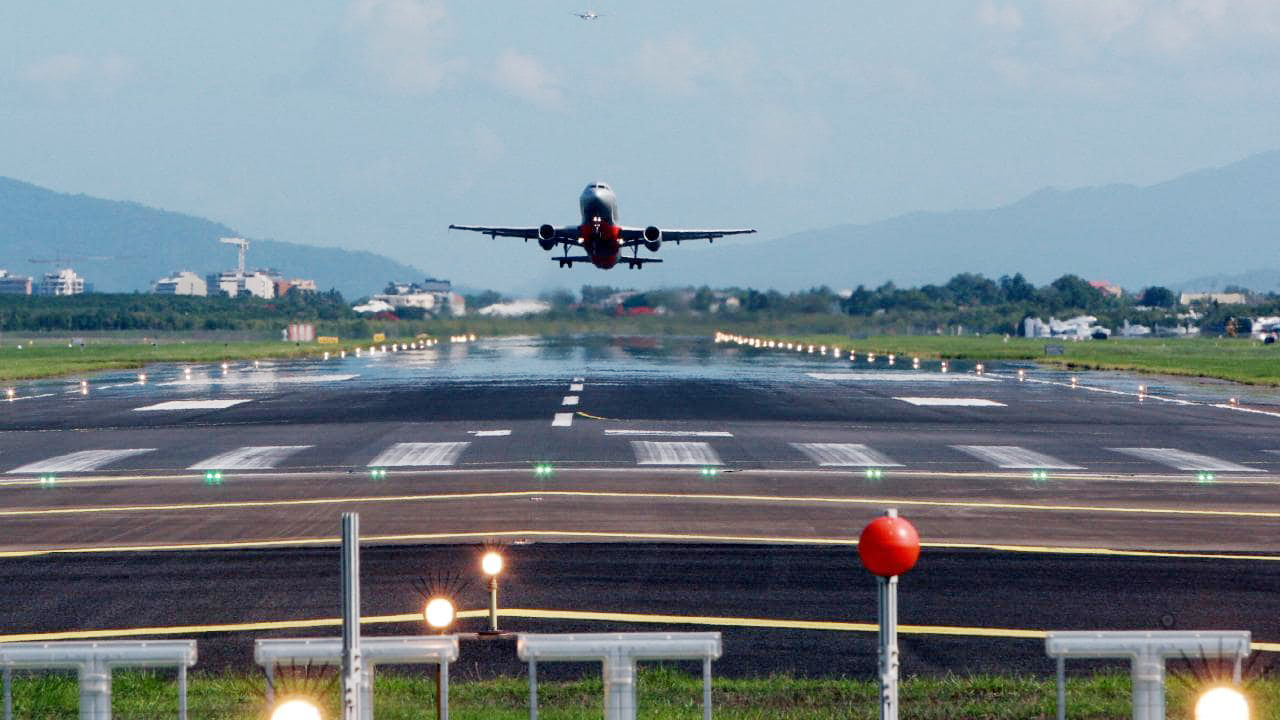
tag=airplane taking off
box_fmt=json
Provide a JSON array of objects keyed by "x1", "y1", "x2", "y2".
[
  {"x1": 571, "y1": 10, "x2": 603, "y2": 20},
  {"x1": 449, "y1": 182, "x2": 756, "y2": 269}
]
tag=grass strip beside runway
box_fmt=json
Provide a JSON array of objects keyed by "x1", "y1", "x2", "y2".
[{"x1": 3, "y1": 666, "x2": 1277, "y2": 719}]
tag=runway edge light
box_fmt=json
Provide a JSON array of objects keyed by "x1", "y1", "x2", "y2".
[{"x1": 1195, "y1": 686, "x2": 1248, "y2": 720}]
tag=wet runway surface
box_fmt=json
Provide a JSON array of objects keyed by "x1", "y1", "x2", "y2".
[{"x1": 2, "y1": 335, "x2": 1279, "y2": 674}]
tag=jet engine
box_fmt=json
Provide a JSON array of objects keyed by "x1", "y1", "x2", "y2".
[
  {"x1": 643, "y1": 225, "x2": 662, "y2": 252},
  {"x1": 538, "y1": 224, "x2": 557, "y2": 251}
]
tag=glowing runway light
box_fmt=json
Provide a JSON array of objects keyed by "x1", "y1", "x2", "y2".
[
  {"x1": 1070, "y1": 376, "x2": 1078, "y2": 388},
  {"x1": 183, "y1": 367, "x2": 193, "y2": 378},
  {"x1": 254, "y1": 360, "x2": 260, "y2": 369},
  {"x1": 221, "y1": 362, "x2": 230, "y2": 372},
  {"x1": 1196, "y1": 471, "x2": 1216, "y2": 483},
  {"x1": 867, "y1": 352, "x2": 876, "y2": 362},
  {"x1": 271, "y1": 698, "x2": 322, "y2": 720},
  {"x1": 912, "y1": 357, "x2": 920, "y2": 369},
  {"x1": 1030, "y1": 469, "x2": 1049, "y2": 482},
  {"x1": 323, "y1": 352, "x2": 330, "y2": 360},
  {"x1": 940, "y1": 361, "x2": 949, "y2": 373},
  {"x1": 533, "y1": 462, "x2": 554, "y2": 478},
  {"x1": 1195, "y1": 686, "x2": 1248, "y2": 720},
  {"x1": 1229, "y1": 397, "x2": 1239, "y2": 407},
  {"x1": 888, "y1": 354, "x2": 895, "y2": 365},
  {"x1": 425, "y1": 596, "x2": 456, "y2": 631},
  {"x1": 39, "y1": 474, "x2": 56, "y2": 488},
  {"x1": 1017, "y1": 369, "x2": 1026, "y2": 382},
  {"x1": 975, "y1": 363, "x2": 985, "y2": 375},
  {"x1": 137, "y1": 373, "x2": 147, "y2": 384},
  {"x1": 482, "y1": 551, "x2": 504, "y2": 577},
  {"x1": 80, "y1": 380, "x2": 89, "y2": 395},
  {"x1": 202, "y1": 470, "x2": 223, "y2": 486},
  {"x1": 864, "y1": 468, "x2": 884, "y2": 480},
  {"x1": 469, "y1": 334, "x2": 477, "y2": 341},
  {"x1": 699, "y1": 466, "x2": 720, "y2": 478},
  {"x1": 369, "y1": 467, "x2": 387, "y2": 480}
]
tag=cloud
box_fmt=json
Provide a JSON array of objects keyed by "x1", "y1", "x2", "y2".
[
  {"x1": 19, "y1": 53, "x2": 136, "y2": 98},
  {"x1": 628, "y1": 35, "x2": 755, "y2": 97},
  {"x1": 1044, "y1": 0, "x2": 1280, "y2": 54},
  {"x1": 492, "y1": 50, "x2": 563, "y2": 108},
  {"x1": 977, "y1": 1, "x2": 1024, "y2": 32},
  {"x1": 344, "y1": 0, "x2": 463, "y2": 94}
]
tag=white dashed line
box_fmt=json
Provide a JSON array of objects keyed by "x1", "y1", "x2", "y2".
[
  {"x1": 951, "y1": 445, "x2": 1082, "y2": 470},
  {"x1": 552, "y1": 413, "x2": 574, "y2": 428},
  {"x1": 467, "y1": 430, "x2": 512, "y2": 437},
  {"x1": 631, "y1": 441, "x2": 722, "y2": 465},
  {"x1": 894, "y1": 397, "x2": 1007, "y2": 407},
  {"x1": 8, "y1": 449, "x2": 157, "y2": 474},
  {"x1": 605, "y1": 430, "x2": 734, "y2": 438},
  {"x1": 189, "y1": 446, "x2": 312, "y2": 470},
  {"x1": 569, "y1": 383, "x2": 584, "y2": 392},
  {"x1": 572, "y1": 377, "x2": 584, "y2": 382},
  {"x1": 792, "y1": 443, "x2": 903, "y2": 467},
  {"x1": 366, "y1": 442, "x2": 470, "y2": 467},
  {"x1": 562, "y1": 396, "x2": 580, "y2": 406},
  {"x1": 134, "y1": 400, "x2": 252, "y2": 411},
  {"x1": 1109, "y1": 448, "x2": 1262, "y2": 472}
]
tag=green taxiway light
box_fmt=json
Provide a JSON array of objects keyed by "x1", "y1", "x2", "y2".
[
  {"x1": 533, "y1": 463, "x2": 554, "y2": 478},
  {"x1": 1031, "y1": 469, "x2": 1049, "y2": 482},
  {"x1": 203, "y1": 470, "x2": 223, "y2": 486},
  {"x1": 39, "y1": 474, "x2": 56, "y2": 488},
  {"x1": 369, "y1": 467, "x2": 387, "y2": 480},
  {"x1": 1196, "y1": 471, "x2": 1216, "y2": 483},
  {"x1": 864, "y1": 468, "x2": 884, "y2": 480},
  {"x1": 699, "y1": 466, "x2": 720, "y2": 478}
]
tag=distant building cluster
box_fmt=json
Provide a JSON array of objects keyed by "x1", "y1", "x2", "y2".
[
  {"x1": 0, "y1": 268, "x2": 90, "y2": 296},
  {"x1": 152, "y1": 237, "x2": 316, "y2": 299},
  {"x1": 354, "y1": 277, "x2": 465, "y2": 316}
]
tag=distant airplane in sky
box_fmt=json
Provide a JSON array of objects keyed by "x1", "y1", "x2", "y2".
[
  {"x1": 571, "y1": 10, "x2": 603, "y2": 20},
  {"x1": 449, "y1": 182, "x2": 756, "y2": 269}
]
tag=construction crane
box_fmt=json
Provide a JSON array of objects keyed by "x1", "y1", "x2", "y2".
[{"x1": 220, "y1": 237, "x2": 249, "y2": 275}]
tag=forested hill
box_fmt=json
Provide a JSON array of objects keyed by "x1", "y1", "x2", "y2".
[{"x1": 0, "y1": 177, "x2": 426, "y2": 298}]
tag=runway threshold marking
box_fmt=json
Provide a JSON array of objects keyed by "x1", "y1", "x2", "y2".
[
  {"x1": 5, "y1": 530, "x2": 1280, "y2": 563},
  {"x1": 631, "y1": 441, "x2": 722, "y2": 465},
  {"x1": 951, "y1": 445, "x2": 1083, "y2": 470},
  {"x1": 1110, "y1": 447, "x2": 1262, "y2": 473},
  {"x1": 5, "y1": 489, "x2": 1279, "y2": 521},
  {"x1": 562, "y1": 395, "x2": 580, "y2": 406},
  {"x1": 189, "y1": 445, "x2": 312, "y2": 470},
  {"x1": 134, "y1": 400, "x2": 252, "y2": 411},
  {"x1": 792, "y1": 443, "x2": 903, "y2": 467},
  {"x1": 552, "y1": 412, "x2": 574, "y2": 427},
  {"x1": 7, "y1": 449, "x2": 156, "y2": 474},
  {"x1": 2, "y1": 608, "x2": 1276, "y2": 652},
  {"x1": 366, "y1": 442, "x2": 469, "y2": 467}
]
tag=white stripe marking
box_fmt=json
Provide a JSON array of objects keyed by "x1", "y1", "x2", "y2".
[
  {"x1": 631, "y1": 441, "x2": 722, "y2": 465},
  {"x1": 792, "y1": 443, "x2": 903, "y2": 467},
  {"x1": 552, "y1": 413, "x2": 574, "y2": 428},
  {"x1": 1110, "y1": 448, "x2": 1262, "y2": 472},
  {"x1": 9, "y1": 449, "x2": 156, "y2": 474},
  {"x1": 809, "y1": 372, "x2": 996, "y2": 383},
  {"x1": 467, "y1": 430, "x2": 512, "y2": 437},
  {"x1": 951, "y1": 445, "x2": 1082, "y2": 470},
  {"x1": 606, "y1": 430, "x2": 734, "y2": 438},
  {"x1": 562, "y1": 395, "x2": 580, "y2": 406},
  {"x1": 572, "y1": 377, "x2": 584, "y2": 382},
  {"x1": 189, "y1": 445, "x2": 312, "y2": 470},
  {"x1": 134, "y1": 400, "x2": 252, "y2": 411},
  {"x1": 895, "y1": 397, "x2": 1006, "y2": 407},
  {"x1": 569, "y1": 383, "x2": 584, "y2": 392},
  {"x1": 366, "y1": 442, "x2": 469, "y2": 467},
  {"x1": 161, "y1": 374, "x2": 357, "y2": 386}
]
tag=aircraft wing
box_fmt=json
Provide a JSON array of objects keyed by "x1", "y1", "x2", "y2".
[
  {"x1": 448, "y1": 224, "x2": 579, "y2": 241},
  {"x1": 618, "y1": 227, "x2": 756, "y2": 246}
]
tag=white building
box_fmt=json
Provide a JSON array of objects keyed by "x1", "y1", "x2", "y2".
[
  {"x1": 153, "y1": 271, "x2": 207, "y2": 296},
  {"x1": 0, "y1": 270, "x2": 33, "y2": 295},
  {"x1": 37, "y1": 268, "x2": 86, "y2": 296},
  {"x1": 370, "y1": 278, "x2": 464, "y2": 315},
  {"x1": 1180, "y1": 292, "x2": 1248, "y2": 306},
  {"x1": 207, "y1": 270, "x2": 275, "y2": 299},
  {"x1": 1024, "y1": 315, "x2": 1110, "y2": 339}
]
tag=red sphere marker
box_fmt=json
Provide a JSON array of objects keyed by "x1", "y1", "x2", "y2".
[{"x1": 858, "y1": 514, "x2": 920, "y2": 577}]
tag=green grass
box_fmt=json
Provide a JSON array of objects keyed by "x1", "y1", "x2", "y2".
[
  {"x1": 0, "y1": 339, "x2": 374, "y2": 382},
  {"x1": 770, "y1": 334, "x2": 1280, "y2": 386},
  {"x1": 4, "y1": 667, "x2": 1275, "y2": 719}
]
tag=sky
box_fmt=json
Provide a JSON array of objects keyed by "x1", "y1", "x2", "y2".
[{"x1": 3, "y1": 1, "x2": 1279, "y2": 292}]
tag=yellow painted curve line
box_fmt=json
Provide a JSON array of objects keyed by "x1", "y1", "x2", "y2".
[
  {"x1": 3, "y1": 489, "x2": 1279, "y2": 520},
  {"x1": 2, "y1": 608, "x2": 1275, "y2": 654},
  {"x1": 3, "y1": 530, "x2": 1280, "y2": 562}
]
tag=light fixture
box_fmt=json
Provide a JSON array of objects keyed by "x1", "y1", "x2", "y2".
[
  {"x1": 425, "y1": 596, "x2": 455, "y2": 632},
  {"x1": 482, "y1": 551, "x2": 504, "y2": 577},
  {"x1": 1195, "y1": 686, "x2": 1248, "y2": 720},
  {"x1": 270, "y1": 698, "x2": 322, "y2": 720}
]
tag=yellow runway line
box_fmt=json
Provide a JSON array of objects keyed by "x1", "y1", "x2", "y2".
[
  {"x1": 3, "y1": 489, "x2": 1279, "y2": 520},
  {"x1": 2, "y1": 608, "x2": 1275, "y2": 653},
  {"x1": 3, "y1": 530, "x2": 1280, "y2": 562}
]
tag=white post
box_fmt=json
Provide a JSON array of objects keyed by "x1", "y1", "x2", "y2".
[
  {"x1": 1131, "y1": 648, "x2": 1164, "y2": 720},
  {"x1": 79, "y1": 657, "x2": 111, "y2": 720},
  {"x1": 602, "y1": 650, "x2": 636, "y2": 720},
  {"x1": 528, "y1": 659, "x2": 538, "y2": 720},
  {"x1": 341, "y1": 513, "x2": 363, "y2": 720},
  {"x1": 878, "y1": 574, "x2": 899, "y2": 720}
]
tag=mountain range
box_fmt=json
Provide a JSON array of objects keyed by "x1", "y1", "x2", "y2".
[
  {"x1": 0, "y1": 177, "x2": 426, "y2": 299},
  {"x1": 643, "y1": 150, "x2": 1280, "y2": 293}
]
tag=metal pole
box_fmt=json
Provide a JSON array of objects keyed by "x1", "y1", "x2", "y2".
[
  {"x1": 878, "y1": 574, "x2": 899, "y2": 720},
  {"x1": 702, "y1": 656, "x2": 712, "y2": 720},
  {"x1": 1056, "y1": 656, "x2": 1065, "y2": 720},
  {"x1": 79, "y1": 657, "x2": 111, "y2": 720},
  {"x1": 178, "y1": 664, "x2": 187, "y2": 720},
  {"x1": 264, "y1": 665, "x2": 274, "y2": 704},
  {"x1": 440, "y1": 659, "x2": 449, "y2": 720},
  {"x1": 602, "y1": 651, "x2": 636, "y2": 720},
  {"x1": 1131, "y1": 649, "x2": 1163, "y2": 720},
  {"x1": 529, "y1": 660, "x2": 538, "y2": 720},
  {"x1": 488, "y1": 577, "x2": 499, "y2": 632},
  {"x1": 341, "y1": 512, "x2": 363, "y2": 720},
  {"x1": 4, "y1": 667, "x2": 11, "y2": 720}
]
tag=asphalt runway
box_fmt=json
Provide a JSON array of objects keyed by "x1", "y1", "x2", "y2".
[{"x1": 2, "y1": 335, "x2": 1279, "y2": 675}]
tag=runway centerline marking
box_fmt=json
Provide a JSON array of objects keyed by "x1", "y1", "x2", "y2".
[
  {"x1": 189, "y1": 445, "x2": 312, "y2": 470},
  {"x1": 792, "y1": 443, "x2": 903, "y2": 467},
  {"x1": 631, "y1": 441, "x2": 722, "y2": 465},
  {"x1": 367, "y1": 442, "x2": 469, "y2": 467},
  {"x1": 8, "y1": 449, "x2": 156, "y2": 474},
  {"x1": 569, "y1": 383, "x2": 584, "y2": 392},
  {"x1": 952, "y1": 445, "x2": 1083, "y2": 470},
  {"x1": 467, "y1": 430, "x2": 511, "y2": 437},
  {"x1": 562, "y1": 395, "x2": 580, "y2": 406},
  {"x1": 1110, "y1": 447, "x2": 1262, "y2": 473},
  {"x1": 133, "y1": 399, "x2": 252, "y2": 412},
  {"x1": 606, "y1": 429, "x2": 734, "y2": 438},
  {"x1": 895, "y1": 397, "x2": 1007, "y2": 407},
  {"x1": 552, "y1": 412, "x2": 574, "y2": 428}
]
